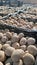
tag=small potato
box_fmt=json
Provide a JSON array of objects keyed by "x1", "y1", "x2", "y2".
[
  {"x1": 13, "y1": 59, "x2": 23, "y2": 65},
  {"x1": 27, "y1": 45, "x2": 37, "y2": 56},
  {"x1": 6, "y1": 32, "x2": 12, "y2": 39},
  {"x1": 0, "y1": 62, "x2": 3, "y2": 65},
  {"x1": 20, "y1": 45, "x2": 26, "y2": 51},
  {"x1": 27, "y1": 37, "x2": 35, "y2": 45},
  {"x1": 2, "y1": 44, "x2": 10, "y2": 51},
  {"x1": 18, "y1": 33, "x2": 24, "y2": 39},
  {"x1": 11, "y1": 35, "x2": 19, "y2": 43},
  {"x1": 11, "y1": 49, "x2": 24, "y2": 62},
  {"x1": 12, "y1": 42, "x2": 20, "y2": 49},
  {"x1": 20, "y1": 37, "x2": 27, "y2": 45},
  {"x1": 23, "y1": 53, "x2": 35, "y2": 65},
  {"x1": 5, "y1": 47, "x2": 15, "y2": 56},
  {"x1": 1, "y1": 36, "x2": 8, "y2": 43},
  {"x1": 0, "y1": 50, "x2": 6, "y2": 62}
]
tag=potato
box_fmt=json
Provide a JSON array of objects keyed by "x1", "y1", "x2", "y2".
[
  {"x1": 20, "y1": 37, "x2": 27, "y2": 45},
  {"x1": 6, "y1": 32, "x2": 12, "y2": 39},
  {"x1": 27, "y1": 45, "x2": 37, "y2": 56},
  {"x1": 5, "y1": 47, "x2": 15, "y2": 56},
  {"x1": 2, "y1": 44, "x2": 10, "y2": 51},
  {"x1": 27, "y1": 37, "x2": 35, "y2": 45},
  {"x1": 23, "y1": 53, "x2": 35, "y2": 65},
  {"x1": 11, "y1": 49, "x2": 24, "y2": 62},
  {"x1": 1, "y1": 36, "x2": 8, "y2": 43},
  {"x1": 20, "y1": 45, "x2": 26, "y2": 51},
  {"x1": 11, "y1": 35, "x2": 19, "y2": 43},
  {"x1": 12, "y1": 42, "x2": 20, "y2": 49},
  {"x1": 18, "y1": 33, "x2": 24, "y2": 39}
]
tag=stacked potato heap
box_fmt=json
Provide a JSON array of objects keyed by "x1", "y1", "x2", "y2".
[
  {"x1": 0, "y1": 29, "x2": 37, "y2": 65},
  {"x1": 0, "y1": 16, "x2": 37, "y2": 31}
]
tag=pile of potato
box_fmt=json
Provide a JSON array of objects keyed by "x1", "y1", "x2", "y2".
[
  {"x1": 0, "y1": 16, "x2": 37, "y2": 30},
  {"x1": 0, "y1": 29, "x2": 37, "y2": 65}
]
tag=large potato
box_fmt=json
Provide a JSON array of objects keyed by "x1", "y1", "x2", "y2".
[
  {"x1": 11, "y1": 49, "x2": 24, "y2": 62},
  {"x1": 23, "y1": 53, "x2": 35, "y2": 65},
  {"x1": 27, "y1": 45, "x2": 37, "y2": 56},
  {"x1": 27, "y1": 37, "x2": 35, "y2": 45}
]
